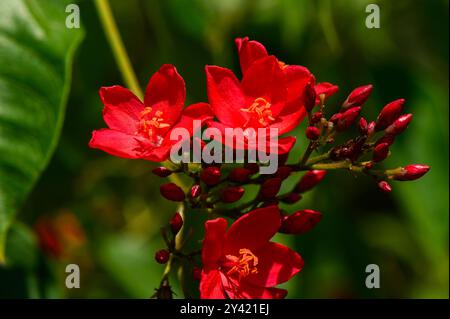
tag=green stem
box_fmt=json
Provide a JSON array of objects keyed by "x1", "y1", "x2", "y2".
[{"x1": 95, "y1": 0, "x2": 143, "y2": 99}]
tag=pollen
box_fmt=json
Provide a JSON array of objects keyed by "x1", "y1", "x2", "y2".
[
  {"x1": 138, "y1": 107, "x2": 170, "y2": 146},
  {"x1": 226, "y1": 248, "x2": 259, "y2": 279},
  {"x1": 278, "y1": 60, "x2": 288, "y2": 70},
  {"x1": 241, "y1": 97, "x2": 275, "y2": 127}
]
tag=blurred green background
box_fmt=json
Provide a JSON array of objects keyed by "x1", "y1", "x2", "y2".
[{"x1": 0, "y1": 0, "x2": 448, "y2": 298}]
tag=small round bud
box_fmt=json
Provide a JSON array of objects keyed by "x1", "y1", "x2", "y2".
[
  {"x1": 200, "y1": 166, "x2": 221, "y2": 186},
  {"x1": 229, "y1": 168, "x2": 252, "y2": 183},
  {"x1": 281, "y1": 193, "x2": 302, "y2": 204},
  {"x1": 311, "y1": 112, "x2": 323, "y2": 124},
  {"x1": 306, "y1": 126, "x2": 320, "y2": 140},
  {"x1": 378, "y1": 181, "x2": 392, "y2": 193},
  {"x1": 155, "y1": 249, "x2": 170, "y2": 264}
]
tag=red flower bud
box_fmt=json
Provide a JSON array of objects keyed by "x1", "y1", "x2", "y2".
[
  {"x1": 229, "y1": 167, "x2": 252, "y2": 183},
  {"x1": 342, "y1": 84, "x2": 373, "y2": 108},
  {"x1": 221, "y1": 186, "x2": 245, "y2": 203},
  {"x1": 385, "y1": 114, "x2": 413, "y2": 136},
  {"x1": 372, "y1": 143, "x2": 390, "y2": 162},
  {"x1": 279, "y1": 209, "x2": 322, "y2": 234},
  {"x1": 392, "y1": 164, "x2": 430, "y2": 181},
  {"x1": 367, "y1": 121, "x2": 376, "y2": 136},
  {"x1": 260, "y1": 178, "x2": 282, "y2": 199},
  {"x1": 244, "y1": 163, "x2": 260, "y2": 174},
  {"x1": 378, "y1": 181, "x2": 392, "y2": 193},
  {"x1": 375, "y1": 99, "x2": 405, "y2": 131},
  {"x1": 193, "y1": 267, "x2": 202, "y2": 281},
  {"x1": 329, "y1": 113, "x2": 342, "y2": 123},
  {"x1": 311, "y1": 112, "x2": 323, "y2": 124},
  {"x1": 295, "y1": 170, "x2": 327, "y2": 193},
  {"x1": 303, "y1": 82, "x2": 317, "y2": 112},
  {"x1": 169, "y1": 212, "x2": 183, "y2": 235},
  {"x1": 155, "y1": 249, "x2": 170, "y2": 264},
  {"x1": 365, "y1": 162, "x2": 373, "y2": 170},
  {"x1": 306, "y1": 126, "x2": 320, "y2": 140},
  {"x1": 375, "y1": 134, "x2": 395, "y2": 147},
  {"x1": 152, "y1": 166, "x2": 172, "y2": 177},
  {"x1": 190, "y1": 184, "x2": 201, "y2": 198},
  {"x1": 281, "y1": 193, "x2": 302, "y2": 204},
  {"x1": 160, "y1": 183, "x2": 185, "y2": 202},
  {"x1": 358, "y1": 117, "x2": 368, "y2": 135},
  {"x1": 336, "y1": 107, "x2": 361, "y2": 131},
  {"x1": 200, "y1": 166, "x2": 221, "y2": 185},
  {"x1": 275, "y1": 166, "x2": 293, "y2": 180}
]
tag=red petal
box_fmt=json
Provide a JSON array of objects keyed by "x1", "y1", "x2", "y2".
[
  {"x1": 200, "y1": 269, "x2": 226, "y2": 299},
  {"x1": 245, "y1": 242, "x2": 304, "y2": 287},
  {"x1": 283, "y1": 65, "x2": 312, "y2": 106},
  {"x1": 144, "y1": 64, "x2": 185, "y2": 126},
  {"x1": 241, "y1": 56, "x2": 287, "y2": 117},
  {"x1": 205, "y1": 65, "x2": 247, "y2": 126},
  {"x1": 224, "y1": 206, "x2": 281, "y2": 255},
  {"x1": 273, "y1": 136, "x2": 296, "y2": 155},
  {"x1": 235, "y1": 37, "x2": 268, "y2": 75},
  {"x1": 202, "y1": 218, "x2": 228, "y2": 266},
  {"x1": 314, "y1": 82, "x2": 339, "y2": 103},
  {"x1": 222, "y1": 275, "x2": 287, "y2": 299},
  {"x1": 271, "y1": 109, "x2": 306, "y2": 135},
  {"x1": 89, "y1": 129, "x2": 150, "y2": 159},
  {"x1": 171, "y1": 102, "x2": 213, "y2": 136},
  {"x1": 99, "y1": 86, "x2": 144, "y2": 134}
]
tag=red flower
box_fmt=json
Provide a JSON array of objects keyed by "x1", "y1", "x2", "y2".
[
  {"x1": 206, "y1": 56, "x2": 304, "y2": 154},
  {"x1": 89, "y1": 64, "x2": 212, "y2": 162},
  {"x1": 200, "y1": 206, "x2": 303, "y2": 299},
  {"x1": 235, "y1": 37, "x2": 338, "y2": 105}
]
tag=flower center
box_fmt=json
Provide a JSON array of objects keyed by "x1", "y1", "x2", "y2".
[
  {"x1": 225, "y1": 248, "x2": 259, "y2": 279},
  {"x1": 241, "y1": 97, "x2": 275, "y2": 127},
  {"x1": 138, "y1": 107, "x2": 170, "y2": 146}
]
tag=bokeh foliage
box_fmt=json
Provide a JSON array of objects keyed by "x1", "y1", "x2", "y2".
[{"x1": 0, "y1": 0, "x2": 448, "y2": 298}]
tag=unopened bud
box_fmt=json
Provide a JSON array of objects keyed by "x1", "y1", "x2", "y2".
[
  {"x1": 385, "y1": 114, "x2": 413, "y2": 136},
  {"x1": 281, "y1": 193, "x2": 302, "y2": 204},
  {"x1": 311, "y1": 112, "x2": 323, "y2": 124},
  {"x1": 260, "y1": 178, "x2": 282, "y2": 199},
  {"x1": 275, "y1": 166, "x2": 293, "y2": 180},
  {"x1": 279, "y1": 209, "x2": 322, "y2": 234},
  {"x1": 229, "y1": 168, "x2": 252, "y2": 183},
  {"x1": 372, "y1": 143, "x2": 390, "y2": 162},
  {"x1": 160, "y1": 183, "x2": 185, "y2": 202},
  {"x1": 367, "y1": 121, "x2": 376, "y2": 136},
  {"x1": 221, "y1": 186, "x2": 245, "y2": 203},
  {"x1": 295, "y1": 170, "x2": 327, "y2": 193},
  {"x1": 152, "y1": 166, "x2": 172, "y2": 177},
  {"x1": 200, "y1": 166, "x2": 221, "y2": 185},
  {"x1": 392, "y1": 164, "x2": 430, "y2": 181},
  {"x1": 153, "y1": 279, "x2": 173, "y2": 299},
  {"x1": 358, "y1": 117, "x2": 368, "y2": 135},
  {"x1": 244, "y1": 163, "x2": 260, "y2": 174},
  {"x1": 155, "y1": 249, "x2": 170, "y2": 264},
  {"x1": 336, "y1": 107, "x2": 361, "y2": 131},
  {"x1": 169, "y1": 212, "x2": 183, "y2": 235},
  {"x1": 329, "y1": 113, "x2": 342, "y2": 123},
  {"x1": 378, "y1": 181, "x2": 392, "y2": 193},
  {"x1": 342, "y1": 84, "x2": 373, "y2": 109},
  {"x1": 306, "y1": 126, "x2": 320, "y2": 140},
  {"x1": 303, "y1": 82, "x2": 317, "y2": 112},
  {"x1": 375, "y1": 99, "x2": 405, "y2": 131},
  {"x1": 190, "y1": 184, "x2": 201, "y2": 198}
]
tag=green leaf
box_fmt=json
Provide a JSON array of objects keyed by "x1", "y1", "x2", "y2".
[{"x1": 0, "y1": 0, "x2": 83, "y2": 262}]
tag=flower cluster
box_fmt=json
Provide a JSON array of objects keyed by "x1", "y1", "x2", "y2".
[{"x1": 90, "y1": 37, "x2": 430, "y2": 299}]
